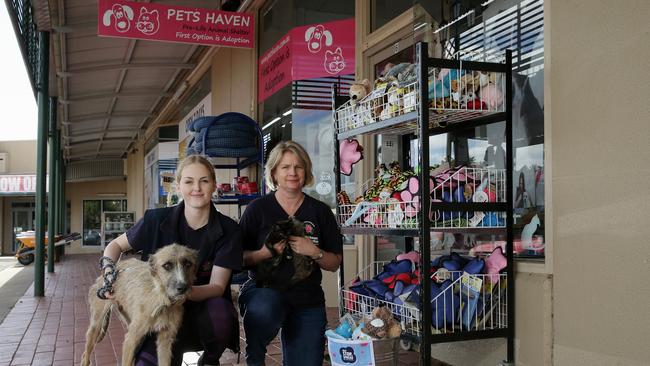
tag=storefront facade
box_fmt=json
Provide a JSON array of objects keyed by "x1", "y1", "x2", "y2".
[
  {"x1": 7, "y1": 0, "x2": 648, "y2": 364},
  {"x1": 120, "y1": 1, "x2": 649, "y2": 365}
]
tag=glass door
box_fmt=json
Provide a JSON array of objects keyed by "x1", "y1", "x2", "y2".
[{"x1": 12, "y1": 207, "x2": 34, "y2": 252}]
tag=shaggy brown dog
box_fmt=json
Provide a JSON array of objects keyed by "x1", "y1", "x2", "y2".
[{"x1": 81, "y1": 244, "x2": 198, "y2": 366}]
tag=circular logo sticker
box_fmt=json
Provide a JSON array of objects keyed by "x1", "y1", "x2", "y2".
[{"x1": 316, "y1": 181, "x2": 332, "y2": 195}]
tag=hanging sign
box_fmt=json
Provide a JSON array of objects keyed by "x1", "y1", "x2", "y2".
[
  {"x1": 258, "y1": 33, "x2": 293, "y2": 103},
  {"x1": 258, "y1": 18, "x2": 355, "y2": 102},
  {"x1": 97, "y1": 0, "x2": 254, "y2": 48},
  {"x1": 0, "y1": 175, "x2": 49, "y2": 194},
  {"x1": 291, "y1": 18, "x2": 355, "y2": 81}
]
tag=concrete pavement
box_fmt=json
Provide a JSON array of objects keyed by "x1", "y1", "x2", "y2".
[{"x1": 0, "y1": 257, "x2": 34, "y2": 323}]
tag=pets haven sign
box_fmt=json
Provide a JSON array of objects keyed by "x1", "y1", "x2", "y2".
[
  {"x1": 97, "y1": 0, "x2": 254, "y2": 48},
  {"x1": 258, "y1": 18, "x2": 355, "y2": 102}
]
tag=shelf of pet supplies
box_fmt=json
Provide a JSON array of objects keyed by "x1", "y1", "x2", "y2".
[
  {"x1": 342, "y1": 262, "x2": 508, "y2": 342},
  {"x1": 338, "y1": 166, "x2": 507, "y2": 231},
  {"x1": 208, "y1": 155, "x2": 262, "y2": 171},
  {"x1": 340, "y1": 226, "x2": 506, "y2": 236},
  {"x1": 336, "y1": 64, "x2": 507, "y2": 139},
  {"x1": 212, "y1": 193, "x2": 260, "y2": 205},
  {"x1": 342, "y1": 261, "x2": 422, "y2": 340}
]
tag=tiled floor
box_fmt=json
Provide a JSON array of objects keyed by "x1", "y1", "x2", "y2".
[{"x1": 0, "y1": 254, "x2": 438, "y2": 365}]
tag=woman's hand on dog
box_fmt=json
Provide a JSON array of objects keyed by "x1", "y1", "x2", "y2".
[
  {"x1": 288, "y1": 236, "x2": 319, "y2": 257},
  {"x1": 264, "y1": 240, "x2": 287, "y2": 259},
  {"x1": 101, "y1": 268, "x2": 116, "y2": 299}
]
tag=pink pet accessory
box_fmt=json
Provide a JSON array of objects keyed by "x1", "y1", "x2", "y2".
[
  {"x1": 396, "y1": 251, "x2": 420, "y2": 265},
  {"x1": 339, "y1": 139, "x2": 363, "y2": 176},
  {"x1": 484, "y1": 247, "x2": 507, "y2": 283}
]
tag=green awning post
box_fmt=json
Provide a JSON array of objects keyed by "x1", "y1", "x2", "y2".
[
  {"x1": 48, "y1": 96, "x2": 56, "y2": 273},
  {"x1": 53, "y1": 127, "x2": 59, "y2": 234},
  {"x1": 54, "y1": 128, "x2": 62, "y2": 255},
  {"x1": 61, "y1": 163, "x2": 67, "y2": 233},
  {"x1": 35, "y1": 30, "x2": 50, "y2": 296}
]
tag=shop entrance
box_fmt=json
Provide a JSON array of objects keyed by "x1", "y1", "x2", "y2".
[{"x1": 11, "y1": 202, "x2": 35, "y2": 253}]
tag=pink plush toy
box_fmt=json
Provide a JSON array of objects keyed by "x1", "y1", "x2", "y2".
[
  {"x1": 339, "y1": 139, "x2": 363, "y2": 175},
  {"x1": 484, "y1": 247, "x2": 507, "y2": 283},
  {"x1": 479, "y1": 83, "x2": 504, "y2": 110}
]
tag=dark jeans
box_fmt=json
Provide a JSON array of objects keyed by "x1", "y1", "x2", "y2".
[
  {"x1": 239, "y1": 283, "x2": 327, "y2": 366},
  {"x1": 135, "y1": 297, "x2": 239, "y2": 366}
]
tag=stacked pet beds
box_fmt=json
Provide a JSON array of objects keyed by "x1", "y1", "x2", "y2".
[{"x1": 185, "y1": 112, "x2": 260, "y2": 158}]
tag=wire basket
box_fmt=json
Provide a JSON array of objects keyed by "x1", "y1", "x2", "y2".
[
  {"x1": 335, "y1": 66, "x2": 506, "y2": 136},
  {"x1": 341, "y1": 261, "x2": 509, "y2": 341},
  {"x1": 337, "y1": 167, "x2": 507, "y2": 230}
]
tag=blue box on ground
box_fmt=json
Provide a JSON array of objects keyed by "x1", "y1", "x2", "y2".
[{"x1": 327, "y1": 336, "x2": 398, "y2": 366}]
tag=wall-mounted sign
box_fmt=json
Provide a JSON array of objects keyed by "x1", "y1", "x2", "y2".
[
  {"x1": 98, "y1": 0, "x2": 254, "y2": 48},
  {"x1": 258, "y1": 18, "x2": 355, "y2": 102},
  {"x1": 179, "y1": 93, "x2": 212, "y2": 142},
  {"x1": 0, "y1": 175, "x2": 49, "y2": 194},
  {"x1": 258, "y1": 33, "x2": 293, "y2": 103},
  {"x1": 178, "y1": 93, "x2": 212, "y2": 160}
]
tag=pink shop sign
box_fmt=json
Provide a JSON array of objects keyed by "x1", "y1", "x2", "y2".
[
  {"x1": 97, "y1": 0, "x2": 254, "y2": 48},
  {"x1": 258, "y1": 18, "x2": 355, "y2": 102},
  {"x1": 291, "y1": 18, "x2": 355, "y2": 81},
  {"x1": 258, "y1": 33, "x2": 293, "y2": 103}
]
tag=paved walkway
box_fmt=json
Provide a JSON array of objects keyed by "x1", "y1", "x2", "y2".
[
  {"x1": 0, "y1": 257, "x2": 34, "y2": 324},
  {"x1": 0, "y1": 254, "x2": 431, "y2": 366}
]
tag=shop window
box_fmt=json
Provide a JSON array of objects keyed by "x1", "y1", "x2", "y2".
[
  {"x1": 82, "y1": 199, "x2": 127, "y2": 247},
  {"x1": 368, "y1": 0, "x2": 545, "y2": 259},
  {"x1": 257, "y1": 0, "x2": 354, "y2": 130},
  {"x1": 442, "y1": 0, "x2": 545, "y2": 259},
  {"x1": 371, "y1": 1, "x2": 440, "y2": 33}
]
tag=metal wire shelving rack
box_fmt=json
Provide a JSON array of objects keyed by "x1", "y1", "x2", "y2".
[{"x1": 332, "y1": 42, "x2": 514, "y2": 365}]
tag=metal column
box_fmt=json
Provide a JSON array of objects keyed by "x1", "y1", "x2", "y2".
[
  {"x1": 47, "y1": 96, "x2": 57, "y2": 273},
  {"x1": 34, "y1": 31, "x2": 49, "y2": 296}
]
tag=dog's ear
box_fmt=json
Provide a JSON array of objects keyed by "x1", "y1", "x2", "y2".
[{"x1": 148, "y1": 254, "x2": 157, "y2": 276}]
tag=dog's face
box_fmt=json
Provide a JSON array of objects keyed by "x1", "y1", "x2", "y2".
[{"x1": 149, "y1": 244, "x2": 198, "y2": 303}]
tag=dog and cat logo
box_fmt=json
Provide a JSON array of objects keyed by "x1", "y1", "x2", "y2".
[
  {"x1": 102, "y1": 4, "x2": 160, "y2": 36},
  {"x1": 304, "y1": 24, "x2": 345, "y2": 75}
]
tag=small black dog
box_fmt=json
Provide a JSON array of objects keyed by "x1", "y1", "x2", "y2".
[{"x1": 256, "y1": 218, "x2": 314, "y2": 291}]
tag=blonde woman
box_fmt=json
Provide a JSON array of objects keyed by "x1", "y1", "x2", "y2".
[
  {"x1": 239, "y1": 140, "x2": 343, "y2": 365},
  {"x1": 100, "y1": 155, "x2": 242, "y2": 366}
]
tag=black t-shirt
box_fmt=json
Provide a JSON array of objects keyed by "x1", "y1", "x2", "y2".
[
  {"x1": 126, "y1": 202, "x2": 243, "y2": 300},
  {"x1": 239, "y1": 192, "x2": 343, "y2": 309}
]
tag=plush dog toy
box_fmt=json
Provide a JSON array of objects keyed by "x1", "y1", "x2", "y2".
[
  {"x1": 349, "y1": 79, "x2": 371, "y2": 106},
  {"x1": 339, "y1": 138, "x2": 363, "y2": 176},
  {"x1": 256, "y1": 218, "x2": 314, "y2": 291},
  {"x1": 362, "y1": 306, "x2": 401, "y2": 339}
]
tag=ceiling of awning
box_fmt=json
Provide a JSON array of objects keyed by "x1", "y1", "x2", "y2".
[{"x1": 46, "y1": 0, "x2": 225, "y2": 163}]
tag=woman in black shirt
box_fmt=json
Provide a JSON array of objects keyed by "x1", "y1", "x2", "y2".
[
  {"x1": 100, "y1": 155, "x2": 242, "y2": 366},
  {"x1": 239, "y1": 140, "x2": 343, "y2": 365}
]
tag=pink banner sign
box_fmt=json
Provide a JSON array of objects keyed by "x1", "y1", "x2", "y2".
[
  {"x1": 258, "y1": 33, "x2": 293, "y2": 103},
  {"x1": 258, "y1": 18, "x2": 355, "y2": 102},
  {"x1": 97, "y1": 0, "x2": 254, "y2": 48}
]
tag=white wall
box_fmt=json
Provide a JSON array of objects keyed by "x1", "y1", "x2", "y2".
[{"x1": 549, "y1": 0, "x2": 650, "y2": 364}]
